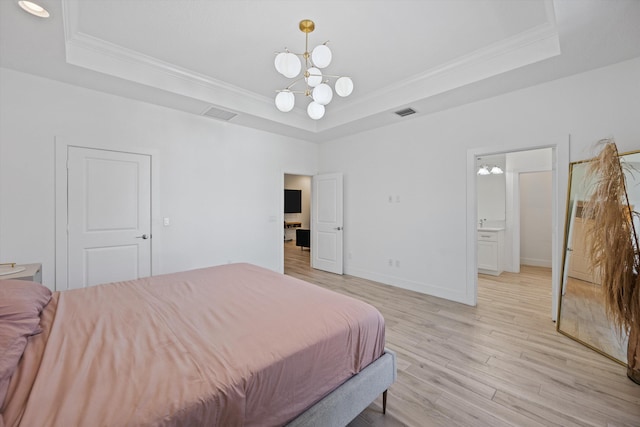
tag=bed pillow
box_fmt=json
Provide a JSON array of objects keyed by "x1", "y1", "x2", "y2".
[{"x1": 0, "y1": 280, "x2": 52, "y2": 408}]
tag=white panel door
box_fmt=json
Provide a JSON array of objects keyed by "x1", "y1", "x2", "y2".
[
  {"x1": 67, "y1": 147, "x2": 151, "y2": 289},
  {"x1": 312, "y1": 173, "x2": 343, "y2": 274}
]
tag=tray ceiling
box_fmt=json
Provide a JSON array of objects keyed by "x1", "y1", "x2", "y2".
[{"x1": 1, "y1": 0, "x2": 639, "y2": 142}]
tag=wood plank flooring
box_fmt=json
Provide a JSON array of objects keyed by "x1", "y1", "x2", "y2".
[{"x1": 283, "y1": 241, "x2": 640, "y2": 427}]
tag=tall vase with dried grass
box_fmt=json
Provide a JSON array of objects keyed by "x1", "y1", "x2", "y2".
[{"x1": 584, "y1": 139, "x2": 640, "y2": 384}]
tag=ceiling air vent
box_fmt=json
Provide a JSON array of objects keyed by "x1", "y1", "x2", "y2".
[
  {"x1": 394, "y1": 108, "x2": 416, "y2": 117},
  {"x1": 202, "y1": 106, "x2": 237, "y2": 121}
]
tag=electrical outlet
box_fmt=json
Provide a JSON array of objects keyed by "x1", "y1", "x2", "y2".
[
  {"x1": 388, "y1": 195, "x2": 393, "y2": 203},
  {"x1": 388, "y1": 259, "x2": 393, "y2": 266},
  {"x1": 395, "y1": 260, "x2": 400, "y2": 267}
]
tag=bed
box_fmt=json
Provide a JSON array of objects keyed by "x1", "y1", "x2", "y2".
[{"x1": 1, "y1": 263, "x2": 396, "y2": 426}]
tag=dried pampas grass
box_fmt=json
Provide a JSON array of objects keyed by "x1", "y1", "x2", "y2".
[{"x1": 583, "y1": 139, "x2": 640, "y2": 334}]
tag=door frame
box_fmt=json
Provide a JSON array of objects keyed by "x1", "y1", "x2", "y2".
[
  {"x1": 465, "y1": 136, "x2": 569, "y2": 321},
  {"x1": 54, "y1": 138, "x2": 160, "y2": 290}
]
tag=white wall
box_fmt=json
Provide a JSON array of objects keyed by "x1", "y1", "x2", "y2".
[
  {"x1": 0, "y1": 68, "x2": 318, "y2": 289},
  {"x1": 503, "y1": 147, "x2": 553, "y2": 272},
  {"x1": 2, "y1": 57, "x2": 639, "y2": 302},
  {"x1": 318, "y1": 57, "x2": 640, "y2": 304},
  {"x1": 507, "y1": 148, "x2": 553, "y2": 171},
  {"x1": 520, "y1": 171, "x2": 553, "y2": 267}
]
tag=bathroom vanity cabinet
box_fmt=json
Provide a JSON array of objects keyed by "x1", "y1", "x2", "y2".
[{"x1": 477, "y1": 229, "x2": 504, "y2": 276}]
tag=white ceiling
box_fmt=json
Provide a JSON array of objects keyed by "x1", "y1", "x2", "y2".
[{"x1": 1, "y1": 0, "x2": 639, "y2": 143}]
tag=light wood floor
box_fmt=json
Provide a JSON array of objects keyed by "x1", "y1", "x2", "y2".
[{"x1": 283, "y1": 241, "x2": 640, "y2": 427}]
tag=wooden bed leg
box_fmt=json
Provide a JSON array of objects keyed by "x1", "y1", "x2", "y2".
[{"x1": 382, "y1": 390, "x2": 387, "y2": 414}]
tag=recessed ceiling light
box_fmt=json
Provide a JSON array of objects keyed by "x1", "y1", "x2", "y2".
[{"x1": 18, "y1": 1, "x2": 50, "y2": 18}]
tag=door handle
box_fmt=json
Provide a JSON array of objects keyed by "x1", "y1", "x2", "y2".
[
  {"x1": 334, "y1": 227, "x2": 342, "y2": 231},
  {"x1": 135, "y1": 234, "x2": 150, "y2": 240}
]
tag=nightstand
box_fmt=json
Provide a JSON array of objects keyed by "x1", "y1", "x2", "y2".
[{"x1": 0, "y1": 263, "x2": 42, "y2": 284}]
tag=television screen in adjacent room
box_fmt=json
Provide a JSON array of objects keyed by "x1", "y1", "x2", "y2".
[{"x1": 284, "y1": 189, "x2": 302, "y2": 213}]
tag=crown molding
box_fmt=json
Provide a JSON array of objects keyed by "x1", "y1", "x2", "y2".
[
  {"x1": 60, "y1": 0, "x2": 560, "y2": 136},
  {"x1": 61, "y1": 0, "x2": 315, "y2": 132},
  {"x1": 319, "y1": 20, "x2": 561, "y2": 131}
]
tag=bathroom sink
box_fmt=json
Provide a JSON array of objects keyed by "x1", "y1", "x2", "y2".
[{"x1": 478, "y1": 227, "x2": 504, "y2": 232}]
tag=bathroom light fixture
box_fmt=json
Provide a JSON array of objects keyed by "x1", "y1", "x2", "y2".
[
  {"x1": 477, "y1": 164, "x2": 503, "y2": 175},
  {"x1": 477, "y1": 165, "x2": 490, "y2": 176},
  {"x1": 18, "y1": 1, "x2": 50, "y2": 18},
  {"x1": 274, "y1": 19, "x2": 353, "y2": 120}
]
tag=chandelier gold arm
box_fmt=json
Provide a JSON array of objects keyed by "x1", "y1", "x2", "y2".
[
  {"x1": 275, "y1": 89, "x2": 308, "y2": 95},
  {"x1": 283, "y1": 77, "x2": 305, "y2": 91},
  {"x1": 278, "y1": 72, "x2": 350, "y2": 91},
  {"x1": 274, "y1": 49, "x2": 306, "y2": 56}
]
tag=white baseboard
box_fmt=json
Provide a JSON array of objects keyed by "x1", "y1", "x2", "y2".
[
  {"x1": 344, "y1": 265, "x2": 470, "y2": 305},
  {"x1": 520, "y1": 257, "x2": 552, "y2": 268}
]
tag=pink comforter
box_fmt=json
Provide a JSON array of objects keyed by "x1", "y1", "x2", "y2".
[{"x1": 3, "y1": 263, "x2": 385, "y2": 426}]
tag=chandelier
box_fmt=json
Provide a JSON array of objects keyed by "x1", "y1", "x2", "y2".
[{"x1": 274, "y1": 19, "x2": 354, "y2": 120}]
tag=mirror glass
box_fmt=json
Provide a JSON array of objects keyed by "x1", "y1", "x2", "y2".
[
  {"x1": 558, "y1": 150, "x2": 640, "y2": 364},
  {"x1": 477, "y1": 154, "x2": 506, "y2": 224}
]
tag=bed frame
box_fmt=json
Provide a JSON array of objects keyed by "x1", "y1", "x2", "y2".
[{"x1": 287, "y1": 349, "x2": 397, "y2": 426}]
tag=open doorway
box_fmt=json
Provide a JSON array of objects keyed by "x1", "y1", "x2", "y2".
[
  {"x1": 477, "y1": 149, "x2": 554, "y2": 273},
  {"x1": 476, "y1": 149, "x2": 553, "y2": 289},
  {"x1": 467, "y1": 139, "x2": 569, "y2": 321},
  {"x1": 283, "y1": 174, "x2": 312, "y2": 272},
  {"x1": 477, "y1": 163, "x2": 553, "y2": 320}
]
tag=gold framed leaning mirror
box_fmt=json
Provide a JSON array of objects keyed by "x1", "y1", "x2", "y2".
[{"x1": 557, "y1": 149, "x2": 640, "y2": 365}]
